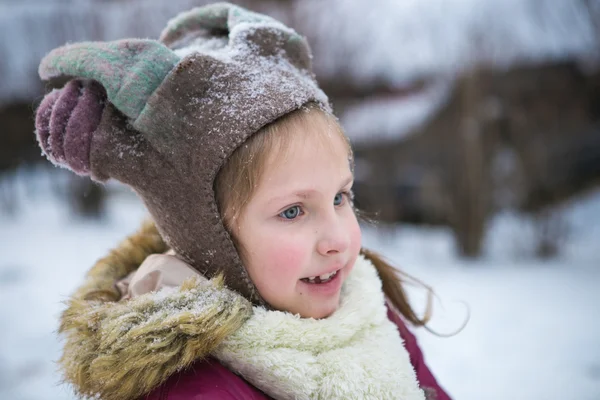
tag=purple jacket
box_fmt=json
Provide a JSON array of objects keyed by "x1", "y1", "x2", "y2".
[{"x1": 144, "y1": 307, "x2": 451, "y2": 400}]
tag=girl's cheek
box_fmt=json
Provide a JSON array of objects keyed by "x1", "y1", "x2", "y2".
[
  {"x1": 262, "y1": 237, "x2": 307, "y2": 279},
  {"x1": 348, "y1": 215, "x2": 363, "y2": 258}
]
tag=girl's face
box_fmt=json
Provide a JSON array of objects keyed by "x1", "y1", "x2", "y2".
[{"x1": 235, "y1": 120, "x2": 362, "y2": 319}]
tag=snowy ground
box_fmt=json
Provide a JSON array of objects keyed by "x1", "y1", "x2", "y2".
[{"x1": 1, "y1": 168, "x2": 599, "y2": 400}]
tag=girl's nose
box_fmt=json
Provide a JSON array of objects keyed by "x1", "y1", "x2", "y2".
[{"x1": 316, "y1": 217, "x2": 350, "y2": 256}]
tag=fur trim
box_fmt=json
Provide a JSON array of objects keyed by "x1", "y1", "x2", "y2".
[
  {"x1": 58, "y1": 220, "x2": 252, "y2": 400},
  {"x1": 214, "y1": 255, "x2": 426, "y2": 400}
]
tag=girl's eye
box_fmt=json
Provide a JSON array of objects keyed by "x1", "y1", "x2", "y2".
[
  {"x1": 280, "y1": 206, "x2": 302, "y2": 220},
  {"x1": 334, "y1": 192, "x2": 345, "y2": 206}
]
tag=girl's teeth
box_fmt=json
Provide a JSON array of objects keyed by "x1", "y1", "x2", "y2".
[
  {"x1": 302, "y1": 270, "x2": 338, "y2": 284},
  {"x1": 320, "y1": 271, "x2": 334, "y2": 280}
]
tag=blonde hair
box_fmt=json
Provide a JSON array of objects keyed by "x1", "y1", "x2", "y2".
[{"x1": 214, "y1": 103, "x2": 432, "y2": 327}]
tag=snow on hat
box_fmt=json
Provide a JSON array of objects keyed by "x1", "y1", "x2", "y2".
[{"x1": 34, "y1": 2, "x2": 330, "y2": 304}]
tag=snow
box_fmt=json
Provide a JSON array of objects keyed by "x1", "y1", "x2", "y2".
[
  {"x1": 1, "y1": 167, "x2": 599, "y2": 399},
  {"x1": 361, "y1": 196, "x2": 600, "y2": 400}
]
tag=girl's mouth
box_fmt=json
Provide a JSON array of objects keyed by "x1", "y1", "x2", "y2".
[{"x1": 300, "y1": 269, "x2": 340, "y2": 284}]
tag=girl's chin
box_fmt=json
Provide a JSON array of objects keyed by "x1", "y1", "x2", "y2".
[
  {"x1": 313, "y1": 306, "x2": 338, "y2": 319},
  {"x1": 297, "y1": 297, "x2": 341, "y2": 319}
]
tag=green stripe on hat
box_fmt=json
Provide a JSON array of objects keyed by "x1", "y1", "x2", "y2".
[{"x1": 39, "y1": 39, "x2": 179, "y2": 121}]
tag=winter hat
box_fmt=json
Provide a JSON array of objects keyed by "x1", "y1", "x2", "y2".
[{"x1": 35, "y1": 2, "x2": 330, "y2": 305}]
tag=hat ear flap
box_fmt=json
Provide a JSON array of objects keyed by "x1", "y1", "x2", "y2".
[
  {"x1": 160, "y1": 4, "x2": 312, "y2": 71},
  {"x1": 39, "y1": 39, "x2": 179, "y2": 124}
]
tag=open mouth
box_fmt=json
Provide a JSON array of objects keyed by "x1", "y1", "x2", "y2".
[{"x1": 300, "y1": 269, "x2": 340, "y2": 284}]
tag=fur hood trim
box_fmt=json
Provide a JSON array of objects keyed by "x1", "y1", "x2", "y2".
[{"x1": 58, "y1": 221, "x2": 252, "y2": 400}]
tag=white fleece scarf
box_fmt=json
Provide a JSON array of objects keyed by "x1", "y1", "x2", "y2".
[{"x1": 213, "y1": 255, "x2": 426, "y2": 400}]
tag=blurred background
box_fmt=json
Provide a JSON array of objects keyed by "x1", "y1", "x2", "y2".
[{"x1": 1, "y1": 0, "x2": 599, "y2": 399}]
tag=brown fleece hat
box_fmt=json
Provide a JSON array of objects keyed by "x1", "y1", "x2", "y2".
[{"x1": 34, "y1": 2, "x2": 330, "y2": 305}]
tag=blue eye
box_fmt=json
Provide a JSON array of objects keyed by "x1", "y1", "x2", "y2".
[
  {"x1": 334, "y1": 192, "x2": 344, "y2": 206},
  {"x1": 280, "y1": 206, "x2": 301, "y2": 220}
]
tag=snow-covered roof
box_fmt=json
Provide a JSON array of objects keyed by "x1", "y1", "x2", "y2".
[
  {"x1": 1, "y1": 0, "x2": 598, "y2": 104},
  {"x1": 339, "y1": 80, "x2": 453, "y2": 144},
  {"x1": 295, "y1": 0, "x2": 600, "y2": 87}
]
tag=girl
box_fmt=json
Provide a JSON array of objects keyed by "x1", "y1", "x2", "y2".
[{"x1": 35, "y1": 3, "x2": 451, "y2": 399}]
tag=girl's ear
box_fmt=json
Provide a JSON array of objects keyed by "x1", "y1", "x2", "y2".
[
  {"x1": 159, "y1": 3, "x2": 312, "y2": 72},
  {"x1": 39, "y1": 39, "x2": 179, "y2": 125}
]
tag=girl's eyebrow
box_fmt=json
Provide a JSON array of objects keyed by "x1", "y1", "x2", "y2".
[
  {"x1": 340, "y1": 176, "x2": 354, "y2": 188},
  {"x1": 267, "y1": 190, "x2": 315, "y2": 207},
  {"x1": 267, "y1": 176, "x2": 354, "y2": 206}
]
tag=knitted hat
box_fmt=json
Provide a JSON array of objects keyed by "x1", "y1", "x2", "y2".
[{"x1": 35, "y1": 2, "x2": 330, "y2": 305}]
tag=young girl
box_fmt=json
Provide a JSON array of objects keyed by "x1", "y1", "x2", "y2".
[{"x1": 35, "y1": 3, "x2": 451, "y2": 399}]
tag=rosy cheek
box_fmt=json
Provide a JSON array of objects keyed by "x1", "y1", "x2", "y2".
[{"x1": 260, "y1": 238, "x2": 307, "y2": 282}]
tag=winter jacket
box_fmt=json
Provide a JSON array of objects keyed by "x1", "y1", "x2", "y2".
[{"x1": 58, "y1": 221, "x2": 450, "y2": 400}]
